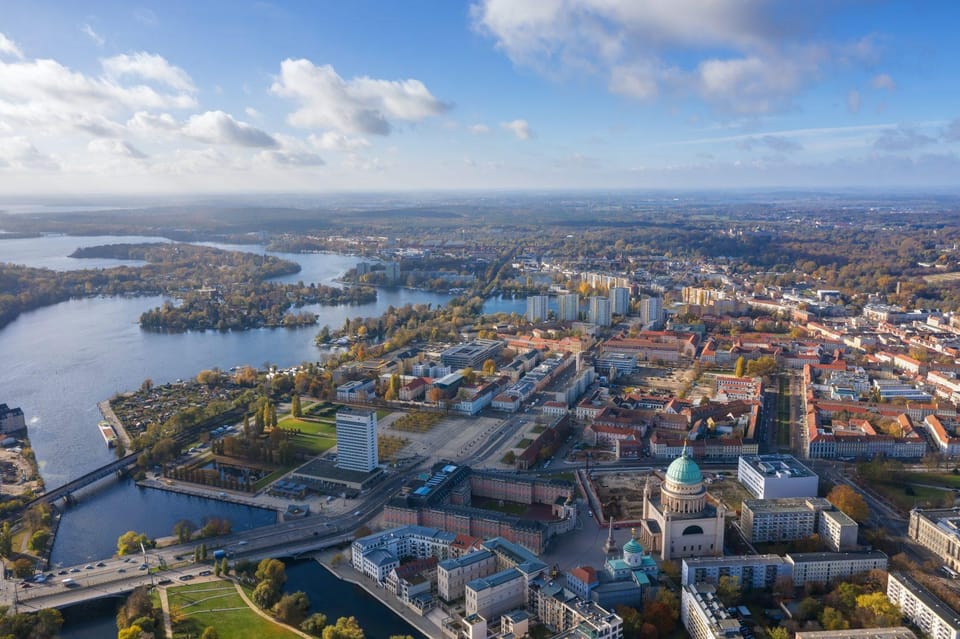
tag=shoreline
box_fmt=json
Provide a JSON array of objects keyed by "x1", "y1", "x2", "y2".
[
  {"x1": 315, "y1": 550, "x2": 443, "y2": 639},
  {"x1": 137, "y1": 478, "x2": 283, "y2": 520},
  {"x1": 97, "y1": 399, "x2": 133, "y2": 451}
]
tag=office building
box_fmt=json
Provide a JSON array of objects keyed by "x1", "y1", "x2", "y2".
[
  {"x1": 609, "y1": 287, "x2": 630, "y2": 316},
  {"x1": 887, "y1": 572, "x2": 960, "y2": 639},
  {"x1": 441, "y1": 339, "x2": 504, "y2": 369},
  {"x1": 335, "y1": 407, "x2": 379, "y2": 472},
  {"x1": 558, "y1": 293, "x2": 580, "y2": 322},
  {"x1": 740, "y1": 497, "x2": 831, "y2": 543},
  {"x1": 681, "y1": 555, "x2": 791, "y2": 590},
  {"x1": 738, "y1": 454, "x2": 819, "y2": 499},
  {"x1": 909, "y1": 508, "x2": 960, "y2": 573},
  {"x1": 786, "y1": 551, "x2": 887, "y2": 586},
  {"x1": 589, "y1": 297, "x2": 612, "y2": 327},
  {"x1": 526, "y1": 295, "x2": 550, "y2": 323},
  {"x1": 681, "y1": 583, "x2": 749, "y2": 639},
  {"x1": 438, "y1": 550, "x2": 498, "y2": 601},
  {"x1": 384, "y1": 261, "x2": 401, "y2": 283}
]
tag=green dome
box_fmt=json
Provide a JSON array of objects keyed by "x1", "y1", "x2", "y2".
[
  {"x1": 665, "y1": 452, "x2": 703, "y2": 485},
  {"x1": 623, "y1": 537, "x2": 644, "y2": 555}
]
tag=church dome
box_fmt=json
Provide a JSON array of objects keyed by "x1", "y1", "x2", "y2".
[
  {"x1": 623, "y1": 537, "x2": 644, "y2": 555},
  {"x1": 665, "y1": 451, "x2": 702, "y2": 485}
]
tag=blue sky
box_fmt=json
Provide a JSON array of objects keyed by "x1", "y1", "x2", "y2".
[{"x1": 0, "y1": 0, "x2": 959, "y2": 194}]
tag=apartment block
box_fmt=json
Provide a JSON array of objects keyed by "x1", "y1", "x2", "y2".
[
  {"x1": 681, "y1": 555, "x2": 791, "y2": 590},
  {"x1": 740, "y1": 497, "x2": 831, "y2": 543},
  {"x1": 887, "y1": 572, "x2": 960, "y2": 639},
  {"x1": 681, "y1": 583, "x2": 749, "y2": 639},
  {"x1": 786, "y1": 551, "x2": 887, "y2": 586},
  {"x1": 818, "y1": 508, "x2": 858, "y2": 552},
  {"x1": 438, "y1": 549, "x2": 498, "y2": 601}
]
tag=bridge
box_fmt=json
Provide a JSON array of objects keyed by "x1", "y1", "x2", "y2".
[{"x1": 25, "y1": 406, "x2": 247, "y2": 509}]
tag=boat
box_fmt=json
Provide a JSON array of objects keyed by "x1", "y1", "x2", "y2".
[{"x1": 98, "y1": 421, "x2": 117, "y2": 448}]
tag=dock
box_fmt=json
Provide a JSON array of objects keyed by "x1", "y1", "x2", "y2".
[
  {"x1": 97, "y1": 400, "x2": 132, "y2": 450},
  {"x1": 136, "y1": 477, "x2": 283, "y2": 519}
]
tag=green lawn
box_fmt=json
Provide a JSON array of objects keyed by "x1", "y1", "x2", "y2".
[
  {"x1": 897, "y1": 472, "x2": 960, "y2": 488},
  {"x1": 279, "y1": 417, "x2": 336, "y2": 436},
  {"x1": 167, "y1": 581, "x2": 300, "y2": 639},
  {"x1": 291, "y1": 433, "x2": 336, "y2": 454},
  {"x1": 870, "y1": 480, "x2": 953, "y2": 511}
]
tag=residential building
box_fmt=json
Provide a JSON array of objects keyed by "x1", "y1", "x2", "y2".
[
  {"x1": 526, "y1": 295, "x2": 550, "y2": 323},
  {"x1": 609, "y1": 287, "x2": 630, "y2": 316},
  {"x1": 335, "y1": 378, "x2": 375, "y2": 402},
  {"x1": 589, "y1": 296, "x2": 612, "y2": 327},
  {"x1": 0, "y1": 404, "x2": 25, "y2": 434},
  {"x1": 639, "y1": 296, "x2": 663, "y2": 328},
  {"x1": 737, "y1": 454, "x2": 819, "y2": 499},
  {"x1": 438, "y1": 549, "x2": 498, "y2": 601},
  {"x1": 351, "y1": 525, "x2": 457, "y2": 583},
  {"x1": 681, "y1": 555, "x2": 791, "y2": 590},
  {"x1": 558, "y1": 293, "x2": 580, "y2": 322},
  {"x1": 925, "y1": 415, "x2": 960, "y2": 457},
  {"x1": 887, "y1": 572, "x2": 960, "y2": 639},
  {"x1": 465, "y1": 568, "x2": 527, "y2": 620},
  {"x1": 681, "y1": 583, "x2": 749, "y2": 639},
  {"x1": 818, "y1": 509, "x2": 859, "y2": 552},
  {"x1": 796, "y1": 629, "x2": 917, "y2": 639},
  {"x1": 714, "y1": 375, "x2": 763, "y2": 402},
  {"x1": 383, "y1": 261, "x2": 400, "y2": 283},
  {"x1": 739, "y1": 497, "x2": 831, "y2": 543},
  {"x1": 786, "y1": 551, "x2": 887, "y2": 585},
  {"x1": 335, "y1": 407, "x2": 378, "y2": 473},
  {"x1": 908, "y1": 508, "x2": 960, "y2": 572}
]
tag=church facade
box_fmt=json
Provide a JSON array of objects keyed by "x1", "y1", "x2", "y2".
[{"x1": 639, "y1": 446, "x2": 725, "y2": 560}]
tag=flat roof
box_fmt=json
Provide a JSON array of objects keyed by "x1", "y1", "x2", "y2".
[
  {"x1": 743, "y1": 497, "x2": 831, "y2": 513},
  {"x1": 740, "y1": 454, "x2": 816, "y2": 478},
  {"x1": 787, "y1": 551, "x2": 887, "y2": 563},
  {"x1": 336, "y1": 406, "x2": 375, "y2": 417},
  {"x1": 796, "y1": 628, "x2": 916, "y2": 639},
  {"x1": 890, "y1": 572, "x2": 960, "y2": 628},
  {"x1": 683, "y1": 554, "x2": 786, "y2": 569}
]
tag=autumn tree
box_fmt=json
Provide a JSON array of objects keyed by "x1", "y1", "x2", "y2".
[
  {"x1": 173, "y1": 519, "x2": 197, "y2": 544},
  {"x1": 482, "y1": 358, "x2": 497, "y2": 375},
  {"x1": 117, "y1": 531, "x2": 152, "y2": 556},
  {"x1": 819, "y1": 606, "x2": 849, "y2": 631},
  {"x1": 202, "y1": 627, "x2": 220, "y2": 639},
  {"x1": 292, "y1": 394, "x2": 302, "y2": 418},
  {"x1": 274, "y1": 591, "x2": 311, "y2": 626},
  {"x1": 716, "y1": 575, "x2": 741, "y2": 607},
  {"x1": 301, "y1": 613, "x2": 328, "y2": 637},
  {"x1": 856, "y1": 591, "x2": 900, "y2": 627},
  {"x1": 746, "y1": 355, "x2": 778, "y2": 377},
  {"x1": 827, "y1": 484, "x2": 870, "y2": 523},
  {"x1": 734, "y1": 356, "x2": 746, "y2": 378},
  {"x1": 0, "y1": 521, "x2": 13, "y2": 557},
  {"x1": 322, "y1": 616, "x2": 365, "y2": 639}
]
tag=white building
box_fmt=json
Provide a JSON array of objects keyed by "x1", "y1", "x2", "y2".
[
  {"x1": 737, "y1": 454, "x2": 819, "y2": 499},
  {"x1": 438, "y1": 550, "x2": 498, "y2": 602},
  {"x1": 796, "y1": 629, "x2": 917, "y2": 639},
  {"x1": 589, "y1": 296, "x2": 612, "y2": 327},
  {"x1": 640, "y1": 296, "x2": 663, "y2": 328},
  {"x1": 526, "y1": 295, "x2": 550, "y2": 323},
  {"x1": 558, "y1": 293, "x2": 580, "y2": 322},
  {"x1": 681, "y1": 583, "x2": 749, "y2": 639},
  {"x1": 887, "y1": 572, "x2": 960, "y2": 639},
  {"x1": 739, "y1": 498, "x2": 831, "y2": 543},
  {"x1": 681, "y1": 555, "x2": 791, "y2": 590},
  {"x1": 818, "y1": 509, "x2": 859, "y2": 552},
  {"x1": 465, "y1": 568, "x2": 527, "y2": 620},
  {"x1": 609, "y1": 287, "x2": 630, "y2": 316},
  {"x1": 351, "y1": 525, "x2": 457, "y2": 583},
  {"x1": 909, "y1": 508, "x2": 960, "y2": 572},
  {"x1": 786, "y1": 551, "x2": 887, "y2": 586},
  {"x1": 335, "y1": 407, "x2": 379, "y2": 472}
]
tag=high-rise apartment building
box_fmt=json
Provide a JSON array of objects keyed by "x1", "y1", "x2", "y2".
[{"x1": 335, "y1": 407, "x2": 379, "y2": 472}]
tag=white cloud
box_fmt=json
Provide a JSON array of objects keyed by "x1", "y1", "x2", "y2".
[
  {"x1": 847, "y1": 89, "x2": 861, "y2": 114},
  {"x1": 871, "y1": 73, "x2": 896, "y2": 91},
  {"x1": 472, "y1": 0, "x2": 862, "y2": 114},
  {"x1": 0, "y1": 33, "x2": 23, "y2": 60},
  {"x1": 944, "y1": 119, "x2": 960, "y2": 142},
  {"x1": 126, "y1": 111, "x2": 179, "y2": 134},
  {"x1": 874, "y1": 126, "x2": 935, "y2": 152},
  {"x1": 87, "y1": 138, "x2": 147, "y2": 159},
  {"x1": 737, "y1": 134, "x2": 803, "y2": 153},
  {"x1": 270, "y1": 59, "x2": 449, "y2": 135},
  {"x1": 133, "y1": 8, "x2": 158, "y2": 26},
  {"x1": 182, "y1": 111, "x2": 277, "y2": 148},
  {"x1": 82, "y1": 24, "x2": 105, "y2": 47},
  {"x1": 102, "y1": 52, "x2": 195, "y2": 92},
  {"x1": 244, "y1": 107, "x2": 261, "y2": 119},
  {"x1": 308, "y1": 131, "x2": 370, "y2": 152},
  {"x1": 0, "y1": 137, "x2": 58, "y2": 170},
  {"x1": 256, "y1": 149, "x2": 325, "y2": 167},
  {"x1": 470, "y1": 123, "x2": 491, "y2": 135},
  {"x1": 501, "y1": 119, "x2": 533, "y2": 140}
]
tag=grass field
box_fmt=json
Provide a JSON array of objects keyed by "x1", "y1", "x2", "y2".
[
  {"x1": 291, "y1": 433, "x2": 336, "y2": 454},
  {"x1": 279, "y1": 417, "x2": 336, "y2": 436},
  {"x1": 870, "y1": 479, "x2": 953, "y2": 511},
  {"x1": 897, "y1": 472, "x2": 960, "y2": 488},
  {"x1": 167, "y1": 581, "x2": 300, "y2": 639}
]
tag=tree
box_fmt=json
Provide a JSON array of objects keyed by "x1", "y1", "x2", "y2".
[
  {"x1": 173, "y1": 519, "x2": 197, "y2": 544},
  {"x1": 28, "y1": 528, "x2": 51, "y2": 553},
  {"x1": 827, "y1": 484, "x2": 870, "y2": 523},
  {"x1": 462, "y1": 367, "x2": 476, "y2": 384},
  {"x1": 482, "y1": 358, "x2": 497, "y2": 375},
  {"x1": 118, "y1": 624, "x2": 144, "y2": 639},
  {"x1": 767, "y1": 628, "x2": 790, "y2": 639},
  {"x1": 274, "y1": 591, "x2": 311, "y2": 626},
  {"x1": 220, "y1": 557, "x2": 230, "y2": 575},
  {"x1": 201, "y1": 627, "x2": 220, "y2": 639},
  {"x1": 734, "y1": 356, "x2": 746, "y2": 378},
  {"x1": 255, "y1": 558, "x2": 287, "y2": 586},
  {"x1": 427, "y1": 387, "x2": 443, "y2": 404},
  {"x1": 642, "y1": 601, "x2": 676, "y2": 635},
  {"x1": 856, "y1": 591, "x2": 900, "y2": 627},
  {"x1": 0, "y1": 521, "x2": 13, "y2": 557},
  {"x1": 615, "y1": 605, "x2": 643, "y2": 639},
  {"x1": 117, "y1": 531, "x2": 152, "y2": 556},
  {"x1": 196, "y1": 369, "x2": 222, "y2": 387},
  {"x1": 716, "y1": 575, "x2": 741, "y2": 606},
  {"x1": 322, "y1": 616, "x2": 365, "y2": 639},
  {"x1": 819, "y1": 606, "x2": 849, "y2": 631},
  {"x1": 301, "y1": 613, "x2": 328, "y2": 637},
  {"x1": 292, "y1": 394, "x2": 302, "y2": 418},
  {"x1": 797, "y1": 596, "x2": 821, "y2": 621},
  {"x1": 252, "y1": 580, "x2": 280, "y2": 609},
  {"x1": 13, "y1": 557, "x2": 34, "y2": 578},
  {"x1": 745, "y1": 355, "x2": 778, "y2": 377}
]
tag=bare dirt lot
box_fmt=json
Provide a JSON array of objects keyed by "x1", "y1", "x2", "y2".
[
  {"x1": 590, "y1": 471, "x2": 652, "y2": 522},
  {"x1": 0, "y1": 448, "x2": 42, "y2": 497}
]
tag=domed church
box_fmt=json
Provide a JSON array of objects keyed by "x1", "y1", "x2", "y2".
[{"x1": 638, "y1": 443, "x2": 725, "y2": 560}]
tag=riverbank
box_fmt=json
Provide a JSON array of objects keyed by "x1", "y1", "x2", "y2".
[
  {"x1": 137, "y1": 477, "x2": 283, "y2": 519},
  {"x1": 97, "y1": 399, "x2": 132, "y2": 451},
  {"x1": 315, "y1": 549, "x2": 442, "y2": 639}
]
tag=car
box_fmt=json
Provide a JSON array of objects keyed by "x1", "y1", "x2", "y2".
[
  {"x1": 85, "y1": 564, "x2": 94, "y2": 570},
  {"x1": 354, "y1": 511, "x2": 361, "y2": 516},
  {"x1": 117, "y1": 568, "x2": 126, "y2": 573},
  {"x1": 124, "y1": 557, "x2": 134, "y2": 563},
  {"x1": 69, "y1": 568, "x2": 80, "y2": 573},
  {"x1": 138, "y1": 564, "x2": 148, "y2": 571},
  {"x1": 178, "y1": 575, "x2": 194, "y2": 581},
  {"x1": 158, "y1": 578, "x2": 173, "y2": 585},
  {"x1": 198, "y1": 570, "x2": 212, "y2": 576},
  {"x1": 20, "y1": 583, "x2": 31, "y2": 589},
  {"x1": 96, "y1": 561, "x2": 106, "y2": 567},
  {"x1": 57, "y1": 570, "x2": 68, "y2": 575}
]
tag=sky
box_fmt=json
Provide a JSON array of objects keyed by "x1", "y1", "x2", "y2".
[{"x1": 1, "y1": 0, "x2": 959, "y2": 194}]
